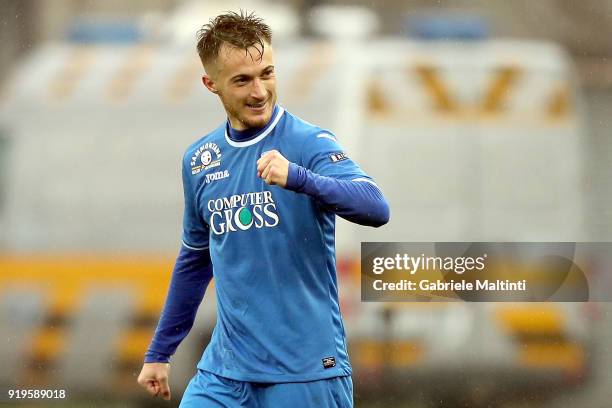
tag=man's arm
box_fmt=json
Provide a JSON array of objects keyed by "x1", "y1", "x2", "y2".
[
  {"x1": 137, "y1": 245, "x2": 213, "y2": 400},
  {"x1": 257, "y1": 150, "x2": 390, "y2": 227},
  {"x1": 285, "y1": 162, "x2": 389, "y2": 227},
  {"x1": 145, "y1": 246, "x2": 213, "y2": 362}
]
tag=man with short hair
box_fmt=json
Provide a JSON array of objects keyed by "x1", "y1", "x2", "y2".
[{"x1": 137, "y1": 10, "x2": 389, "y2": 408}]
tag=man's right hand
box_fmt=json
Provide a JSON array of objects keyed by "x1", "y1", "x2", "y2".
[{"x1": 137, "y1": 362, "x2": 171, "y2": 401}]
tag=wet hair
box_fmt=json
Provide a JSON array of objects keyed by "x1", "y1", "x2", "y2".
[{"x1": 196, "y1": 10, "x2": 272, "y2": 70}]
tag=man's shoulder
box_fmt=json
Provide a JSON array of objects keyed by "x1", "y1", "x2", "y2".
[
  {"x1": 182, "y1": 123, "x2": 226, "y2": 164},
  {"x1": 282, "y1": 109, "x2": 336, "y2": 144}
]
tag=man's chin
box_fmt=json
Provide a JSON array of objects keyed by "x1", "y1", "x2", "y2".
[{"x1": 243, "y1": 111, "x2": 272, "y2": 129}]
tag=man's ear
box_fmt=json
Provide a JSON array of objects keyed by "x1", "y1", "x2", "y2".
[{"x1": 202, "y1": 75, "x2": 218, "y2": 94}]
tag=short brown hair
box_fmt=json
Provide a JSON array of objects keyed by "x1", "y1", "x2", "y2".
[{"x1": 196, "y1": 10, "x2": 272, "y2": 69}]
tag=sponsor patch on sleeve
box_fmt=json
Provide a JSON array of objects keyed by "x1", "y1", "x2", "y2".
[{"x1": 329, "y1": 152, "x2": 348, "y2": 163}]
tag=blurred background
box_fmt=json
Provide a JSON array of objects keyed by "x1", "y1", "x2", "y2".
[{"x1": 1, "y1": 0, "x2": 611, "y2": 407}]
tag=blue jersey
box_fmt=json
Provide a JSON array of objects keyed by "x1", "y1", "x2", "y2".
[{"x1": 181, "y1": 105, "x2": 370, "y2": 383}]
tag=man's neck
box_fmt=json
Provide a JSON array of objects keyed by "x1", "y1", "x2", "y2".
[{"x1": 226, "y1": 105, "x2": 278, "y2": 142}]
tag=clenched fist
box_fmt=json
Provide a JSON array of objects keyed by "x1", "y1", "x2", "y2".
[
  {"x1": 137, "y1": 362, "x2": 171, "y2": 401},
  {"x1": 256, "y1": 150, "x2": 290, "y2": 187}
]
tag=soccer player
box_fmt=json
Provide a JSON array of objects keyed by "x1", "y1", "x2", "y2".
[{"x1": 137, "y1": 11, "x2": 389, "y2": 408}]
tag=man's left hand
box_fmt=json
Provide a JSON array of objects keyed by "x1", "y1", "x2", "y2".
[{"x1": 257, "y1": 150, "x2": 290, "y2": 187}]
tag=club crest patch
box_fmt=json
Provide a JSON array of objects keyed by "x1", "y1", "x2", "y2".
[{"x1": 191, "y1": 142, "x2": 221, "y2": 175}]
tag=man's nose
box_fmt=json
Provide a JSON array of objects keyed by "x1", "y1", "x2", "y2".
[{"x1": 250, "y1": 78, "x2": 266, "y2": 100}]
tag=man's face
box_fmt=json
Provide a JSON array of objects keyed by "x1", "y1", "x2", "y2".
[{"x1": 204, "y1": 41, "x2": 277, "y2": 130}]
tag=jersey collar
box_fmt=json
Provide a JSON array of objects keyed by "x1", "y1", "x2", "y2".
[{"x1": 224, "y1": 105, "x2": 285, "y2": 148}]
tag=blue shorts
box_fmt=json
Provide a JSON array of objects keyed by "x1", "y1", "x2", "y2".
[{"x1": 180, "y1": 369, "x2": 353, "y2": 408}]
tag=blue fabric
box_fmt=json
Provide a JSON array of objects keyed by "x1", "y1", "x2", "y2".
[
  {"x1": 144, "y1": 246, "x2": 213, "y2": 363},
  {"x1": 181, "y1": 149, "x2": 210, "y2": 250},
  {"x1": 180, "y1": 369, "x2": 353, "y2": 408},
  {"x1": 286, "y1": 162, "x2": 389, "y2": 227},
  {"x1": 151, "y1": 105, "x2": 388, "y2": 383}
]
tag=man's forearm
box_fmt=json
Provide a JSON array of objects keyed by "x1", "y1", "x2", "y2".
[
  {"x1": 286, "y1": 163, "x2": 390, "y2": 227},
  {"x1": 144, "y1": 246, "x2": 213, "y2": 363}
]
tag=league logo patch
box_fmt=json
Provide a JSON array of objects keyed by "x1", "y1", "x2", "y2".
[
  {"x1": 191, "y1": 142, "x2": 222, "y2": 175},
  {"x1": 329, "y1": 152, "x2": 348, "y2": 163}
]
